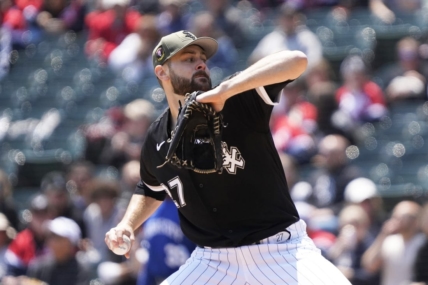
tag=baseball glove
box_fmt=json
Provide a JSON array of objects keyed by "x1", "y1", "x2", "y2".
[{"x1": 157, "y1": 91, "x2": 224, "y2": 174}]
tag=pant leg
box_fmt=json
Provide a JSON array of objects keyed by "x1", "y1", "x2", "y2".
[
  {"x1": 161, "y1": 220, "x2": 351, "y2": 285},
  {"x1": 240, "y1": 219, "x2": 351, "y2": 285},
  {"x1": 160, "y1": 247, "x2": 244, "y2": 285},
  {"x1": 238, "y1": 236, "x2": 352, "y2": 285}
]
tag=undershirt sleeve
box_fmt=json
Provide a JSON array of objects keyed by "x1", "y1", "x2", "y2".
[
  {"x1": 134, "y1": 180, "x2": 166, "y2": 201},
  {"x1": 255, "y1": 79, "x2": 295, "y2": 105}
]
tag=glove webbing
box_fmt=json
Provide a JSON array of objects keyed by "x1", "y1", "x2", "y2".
[
  {"x1": 183, "y1": 101, "x2": 222, "y2": 174},
  {"x1": 158, "y1": 98, "x2": 224, "y2": 174},
  {"x1": 184, "y1": 101, "x2": 221, "y2": 136}
]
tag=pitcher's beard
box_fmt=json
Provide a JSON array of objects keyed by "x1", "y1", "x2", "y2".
[{"x1": 170, "y1": 70, "x2": 212, "y2": 95}]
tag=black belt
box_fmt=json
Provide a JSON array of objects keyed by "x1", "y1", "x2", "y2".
[
  {"x1": 197, "y1": 240, "x2": 261, "y2": 249},
  {"x1": 197, "y1": 229, "x2": 291, "y2": 249}
]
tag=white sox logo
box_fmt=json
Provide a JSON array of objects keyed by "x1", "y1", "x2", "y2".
[
  {"x1": 221, "y1": 142, "x2": 245, "y2": 174},
  {"x1": 182, "y1": 30, "x2": 196, "y2": 40}
]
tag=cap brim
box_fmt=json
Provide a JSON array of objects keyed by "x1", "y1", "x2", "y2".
[{"x1": 189, "y1": 37, "x2": 218, "y2": 59}]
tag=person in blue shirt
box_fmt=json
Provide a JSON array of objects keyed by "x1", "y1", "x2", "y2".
[{"x1": 137, "y1": 197, "x2": 195, "y2": 285}]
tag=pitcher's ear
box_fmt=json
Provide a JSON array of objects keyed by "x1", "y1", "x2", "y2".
[{"x1": 155, "y1": 65, "x2": 169, "y2": 81}]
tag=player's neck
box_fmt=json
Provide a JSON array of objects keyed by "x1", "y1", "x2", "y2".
[{"x1": 166, "y1": 92, "x2": 186, "y2": 126}]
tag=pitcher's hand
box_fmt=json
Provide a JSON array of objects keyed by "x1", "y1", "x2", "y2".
[
  {"x1": 105, "y1": 223, "x2": 135, "y2": 259},
  {"x1": 195, "y1": 86, "x2": 228, "y2": 112}
]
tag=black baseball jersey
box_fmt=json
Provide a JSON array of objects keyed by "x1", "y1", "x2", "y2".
[{"x1": 135, "y1": 76, "x2": 299, "y2": 248}]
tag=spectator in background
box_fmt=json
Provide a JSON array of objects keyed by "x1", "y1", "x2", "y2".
[
  {"x1": 281, "y1": 153, "x2": 338, "y2": 254},
  {"x1": 0, "y1": 11, "x2": 11, "y2": 81},
  {"x1": 379, "y1": 37, "x2": 427, "y2": 102},
  {"x1": 203, "y1": 0, "x2": 247, "y2": 49},
  {"x1": 368, "y1": 0, "x2": 395, "y2": 23},
  {"x1": 412, "y1": 202, "x2": 428, "y2": 285},
  {"x1": 249, "y1": 0, "x2": 286, "y2": 11},
  {"x1": 14, "y1": 0, "x2": 43, "y2": 11},
  {"x1": 251, "y1": 0, "x2": 388, "y2": 12},
  {"x1": 0, "y1": 170, "x2": 20, "y2": 231},
  {"x1": 307, "y1": 81, "x2": 343, "y2": 138},
  {"x1": 326, "y1": 0, "x2": 411, "y2": 25},
  {"x1": 312, "y1": 211, "x2": 340, "y2": 256},
  {"x1": 290, "y1": 179, "x2": 338, "y2": 255},
  {"x1": 85, "y1": 0, "x2": 141, "y2": 64},
  {"x1": 334, "y1": 55, "x2": 387, "y2": 140},
  {"x1": 36, "y1": 0, "x2": 86, "y2": 34},
  {"x1": 83, "y1": 106, "x2": 125, "y2": 165},
  {"x1": 304, "y1": 58, "x2": 341, "y2": 138},
  {"x1": 119, "y1": 160, "x2": 140, "y2": 203},
  {"x1": 248, "y1": 3, "x2": 322, "y2": 69},
  {"x1": 41, "y1": 171, "x2": 87, "y2": 239},
  {"x1": 99, "y1": 99, "x2": 155, "y2": 169},
  {"x1": 136, "y1": 196, "x2": 195, "y2": 285},
  {"x1": 328, "y1": 204, "x2": 380, "y2": 285},
  {"x1": 307, "y1": 134, "x2": 362, "y2": 212},
  {"x1": 25, "y1": 217, "x2": 91, "y2": 285},
  {"x1": 92, "y1": 178, "x2": 141, "y2": 285},
  {"x1": 188, "y1": 11, "x2": 238, "y2": 83},
  {"x1": 137, "y1": 0, "x2": 160, "y2": 14},
  {"x1": 291, "y1": 160, "x2": 340, "y2": 258},
  {"x1": 66, "y1": 160, "x2": 96, "y2": 212},
  {"x1": 0, "y1": 213, "x2": 16, "y2": 279},
  {"x1": 362, "y1": 200, "x2": 425, "y2": 285},
  {"x1": 271, "y1": 79, "x2": 317, "y2": 163},
  {"x1": 304, "y1": 57, "x2": 337, "y2": 88},
  {"x1": 83, "y1": 178, "x2": 124, "y2": 265},
  {"x1": 344, "y1": 177, "x2": 385, "y2": 237},
  {"x1": 1, "y1": 0, "x2": 43, "y2": 49},
  {"x1": 1, "y1": 0, "x2": 24, "y2": 49},
  {"x1": 108, "y1": 14, "x2": 162, "y2": 83},
  {"x1": 333, "y1": 0, "x2": 373, "y2": 19},
  {"x1": 4, "y1": 193, "x2": 49, "y2": 277},
  {"x1": 157, "y1": 0, "x2": 190, "y2": 35},
  {"x1": 369, "y1": 0, "x2": 423, "y2": 24}
]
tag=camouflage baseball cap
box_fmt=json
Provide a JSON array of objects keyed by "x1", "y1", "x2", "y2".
[{"x1": 152, "y1": 30, "x2": 218, "y2": 68}]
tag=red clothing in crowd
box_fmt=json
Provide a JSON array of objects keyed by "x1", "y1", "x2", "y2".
[
  {"x1": 335, "y1": 80, "x2": 387, "y2": 125},
  {"x1": 307, "y1": 228, "x2": 337, "y2": 253},
  {"x1": 15, "y1": 0, "x2": 44, "y2": 11},
  {"x1": 3, "y1": 7, "x2": 26, "y2": 30},
  {"x1": 336, "y1": 81, "x2": 386, "y2": 107},
  {"x1": 2, "y1": 0, "x2": 43, "y2": 36},
  {"x1": 85, "y1": 9, "x2": 141, "y2": 62},
  {"x1": 7, "y1": 229, "x2": 38, "y2": 266},
  {"x1": 5, "y1": 228, "x2": 47, "y2": 275},
  {"x1": 272, "y1": 101, "x2": 318, "y2": 151}
]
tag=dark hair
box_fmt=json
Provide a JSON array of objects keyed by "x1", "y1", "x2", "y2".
[
  {"x1": 340, "y1": 55, "x2": 368, "y2": 76},
  {"x1": 67, "y1": 160, "x2": 95, "y2": 175},
  {"x1": 41, "y1": 171, "x2": 67, "y2": 193},
  {"x1": 90, "y1": 179, "x2": 120, "y2": 202}
]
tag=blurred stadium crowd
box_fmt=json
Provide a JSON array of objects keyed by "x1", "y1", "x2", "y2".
[{"x1": 0, "y1": 0, "x2": 427, "y2": 284}]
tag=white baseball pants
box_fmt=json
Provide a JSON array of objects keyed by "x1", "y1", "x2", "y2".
[{"x1": 161, "y1": 220, "x2": 351, "y2": 285}]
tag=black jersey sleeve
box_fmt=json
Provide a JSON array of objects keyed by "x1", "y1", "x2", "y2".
[
  {"x1": 220, "y1": 73, "x2": 295, "y2": 132},
  {"x1": 134, "y1": 135, "x2": 167, "y2": 201}
]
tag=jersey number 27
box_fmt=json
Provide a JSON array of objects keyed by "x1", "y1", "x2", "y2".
[{"x1": 161, "y1": 176, "x2": 186, "y2": 208}]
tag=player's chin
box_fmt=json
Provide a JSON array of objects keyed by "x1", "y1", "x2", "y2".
[{"x1": 194, "y1": 79, "x2": 211, "y2": 91}]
